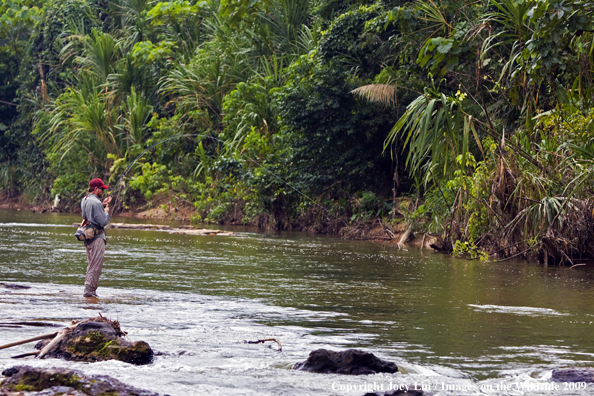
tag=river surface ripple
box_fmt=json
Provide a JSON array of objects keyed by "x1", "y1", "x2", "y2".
[{"x1": 1, "y1": 210, "x2": 594, "y2": 395}]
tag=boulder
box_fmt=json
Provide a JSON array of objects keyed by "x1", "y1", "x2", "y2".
[
  {"x1": 293, "y1": 349, "x2": 398, "y2": 375},
  {"x1": 34, "y1": 318, "x2": 153, "y2": 365},
  {"x1": 0, "y1": 365, "x2": 158, "y2": 395},
  {"x1": 552, "y1": 368, "x2": 594, "y2": 382}
]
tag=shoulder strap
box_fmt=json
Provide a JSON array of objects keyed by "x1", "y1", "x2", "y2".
[{"x1": 82, "y1": 194, "x2": 89, "y2": 221}]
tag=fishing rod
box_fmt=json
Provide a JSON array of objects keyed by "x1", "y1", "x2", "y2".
[{"x1": 108, "y1": 133, "x2": 332, "y2": 220}]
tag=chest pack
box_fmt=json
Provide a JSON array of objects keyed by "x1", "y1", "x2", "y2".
[
  {"x1": 74, "y1": 220, "x2": 97, "y2": 241},
  {"x1": 74, "y1": 195, "x2": 104, "y2": 241}
]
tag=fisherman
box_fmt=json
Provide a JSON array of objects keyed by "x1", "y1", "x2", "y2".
[{"x1": 81, "y1": 178, "x2": 112, "y2": 298}]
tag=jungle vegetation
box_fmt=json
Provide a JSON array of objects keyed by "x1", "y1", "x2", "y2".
[{"x1": 2, "y1": 0, "x2": 594, "y2": 264}]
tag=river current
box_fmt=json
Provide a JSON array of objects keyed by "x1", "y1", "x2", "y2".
[{"x1": 1, "y1": 209, "x2": 593, "y2": 395}]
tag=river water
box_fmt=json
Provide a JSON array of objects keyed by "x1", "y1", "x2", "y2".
[{"x1": 1, "y1": 209, "x2": 593, "y2": 395}]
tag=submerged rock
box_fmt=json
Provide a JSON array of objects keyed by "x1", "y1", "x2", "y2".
[
  {"x1": 293, "y1": 349, "x2": 399, "y2": 375},
  {"x1": 0, "y1": 283, "x2": 31, "y2": 290},
  {"x1": 552, "y1": 368, "x2": 594, "y2": 382},
  {"x1": 0, "y1": 365, "x2": 158, "y2": 395},
  {"x1": 35, "y1": 318, "x2": 153, "y2": 365},
  {"x1": 364, "y1": 389, "x2": 425, "y2": 396}
]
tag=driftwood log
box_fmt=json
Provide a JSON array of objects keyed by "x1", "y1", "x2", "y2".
[
  {"x1": 37, "y1": 324, "x2": 77, "y2": 359},
  {"x1": 397, "y1": 223, "x2": 413, "y2": 249},
  {"x1": 0, "y1": 332, "x2": 57, "y2": 351}
]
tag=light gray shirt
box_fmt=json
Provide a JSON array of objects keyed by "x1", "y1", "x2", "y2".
[{"x1": 81, "y1": 193, "x2": 111, "y2": 245}]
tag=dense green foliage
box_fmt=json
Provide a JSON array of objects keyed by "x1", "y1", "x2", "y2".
[{"x1": 3, "y1": 0, "x2": 594, "y2": 263}]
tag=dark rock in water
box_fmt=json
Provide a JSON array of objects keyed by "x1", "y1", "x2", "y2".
[
  {"x1": 552, "y1": 368, "x2": 594, "y2": 382},
  {"x1": 1, "y1": 368, "x2": 19, "y2": 377},
  {"x1": 293, "y1": 349, "x2": 398, "y2": 375},
  {"x1": 0, "y1": 283, "x2": 31, "y2": 289},
  {"x1": 364, "y1": 389, "x2": 425, "y2": 396},
  {"x1": 35, "y1": 320, "x2": 153, "y2": 365},
  {"x1": 0, "y1": 365, "x2": 158, "y2": 395}
]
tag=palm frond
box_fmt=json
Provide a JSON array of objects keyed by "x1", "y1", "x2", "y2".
[
  {"x1": 350, "y1": 84, "x2": 398, "y2": 108},
  {"x1": 415, "y1": 0, "x2": 452, "y2": 34}
]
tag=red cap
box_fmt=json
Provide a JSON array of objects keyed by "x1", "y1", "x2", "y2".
[{"x1": 89, "y1": 178, "x2": 109, "y2": 189}]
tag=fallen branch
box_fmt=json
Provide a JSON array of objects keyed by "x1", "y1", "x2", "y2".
[
  {"x1": 495, "y1": 248, "x2": 530, "y2": 262},
  {"x1": 489, "y1": 241, "x2": 524, "y2": 256},
  {"x1": 0, "y1": 332, "x2": 58, "y2": 351},
  {"x1": 11, "y1": 351, "x2": 40, "y2": 359},
  {"x1": 559, "y1": 249, "x2": 575, "y2": 266},
  {"x1": 37, "y1": 327, "x2": 73, "y2": 359},
  {"x1": 0, "y1": 322, "x2": 61, "y2": 328},
  {"x1": 244, "y1": 338, "x2": 282, "y2": 352},
  {"x1": 570, "y1": 263, "x2": 587, "y2": 269},
  {"x1": 384, "y1": 228, "x2": 396, "y2": 240},
  {"x1": 397, "y1": 223, "x2": 412, "y2": 249},
  {"x1": 97, "y1": 312, "x2": 127, "y2": 337}
]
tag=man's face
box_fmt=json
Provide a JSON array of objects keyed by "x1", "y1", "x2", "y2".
[{"x1": 94, "y1": 187, "x2": 104, "y2": 198}]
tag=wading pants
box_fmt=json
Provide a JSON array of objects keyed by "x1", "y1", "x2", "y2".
[{"x1": 84, "y1": 237, "x2": 106, "y2": 296}]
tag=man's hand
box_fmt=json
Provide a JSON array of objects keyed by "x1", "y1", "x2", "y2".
[
  {"x1": 104, "y1": 206, "x2": 111, "y2": 215},
  {"x1": 102, "y1": 196, "x2": 112, "y2": 207}
]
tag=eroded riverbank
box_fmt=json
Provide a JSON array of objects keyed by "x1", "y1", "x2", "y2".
[{"x1": 0, "y1": 195, "x2": 434, "y2": 248}]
